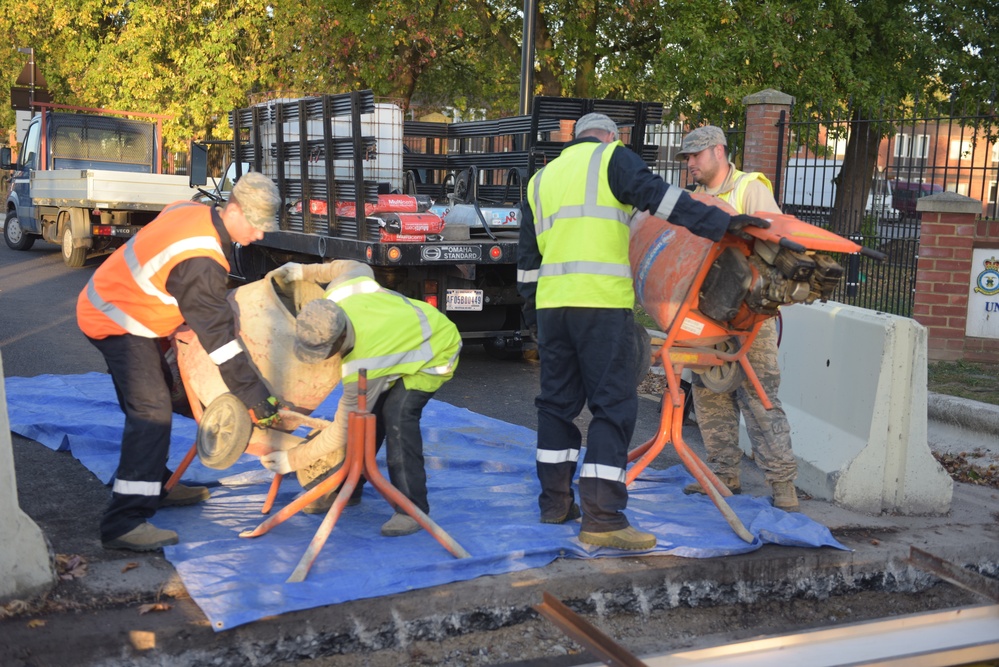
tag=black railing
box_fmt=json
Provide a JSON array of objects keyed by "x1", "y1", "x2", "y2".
[{"x1": 780, "y1": 101, "x2": 998, "y2": 317}]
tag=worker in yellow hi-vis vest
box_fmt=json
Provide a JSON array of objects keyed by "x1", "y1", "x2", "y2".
[{"x1": 517, "y1": 113, "x2": 772, "y2": 551}]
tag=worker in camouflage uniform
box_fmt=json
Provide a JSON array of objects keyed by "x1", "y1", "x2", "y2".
[{"x1": 676, "y1": 125, "x2": 799, "y2": 511}]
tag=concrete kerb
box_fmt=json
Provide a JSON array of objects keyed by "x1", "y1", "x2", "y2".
[
  {"x1": 927, "y1": 392, "x2": 999, "y2": 467},
  {"x1": 928, "y1": 393, "x2": 999, "y2": 437}
]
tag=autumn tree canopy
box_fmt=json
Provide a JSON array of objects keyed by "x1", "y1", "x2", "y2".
[{"x1": 0, "y1": 0, "x2": 993, "y2": 169}]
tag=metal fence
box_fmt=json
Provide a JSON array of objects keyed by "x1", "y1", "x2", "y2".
[
  {"x1": 645, "y1": 101, "x2": 999, "y2": 317},
  {"x1": 783, "y1": 102, "x2": 996, "y2": 317}
]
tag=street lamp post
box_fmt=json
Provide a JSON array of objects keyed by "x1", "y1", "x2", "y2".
[{"x1": 519, "y1": 0, "x2": 536, "y2": 116}]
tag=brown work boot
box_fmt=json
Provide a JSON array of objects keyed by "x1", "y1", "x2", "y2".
[
  {"x1": 161, "y1": 483, "x2": 210, "y2": 507},
  {"x1": 683, "y1": 473, "x2": 741, "y2": 496},
  {"x1": 578, "y1": 526, "x2": 656, "y2": 551},
  {"x1": 771, "y1": 481, "x2": 800, "y2": 512},
  {"x1": 103, "y1": 522, "x2": 179, "y2": 552},
  {"x1": 540, "y1": 502, "x2": 581, "y2": 525},
  {"x1": 381, "y1": 512, "x2": 420, "y2": 537}
]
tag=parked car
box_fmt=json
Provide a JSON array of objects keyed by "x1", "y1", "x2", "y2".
[{"x1": 891, "y1": 180, "x2": 943, "y2": 216}]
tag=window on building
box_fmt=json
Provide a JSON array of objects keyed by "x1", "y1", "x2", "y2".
[
  {"x1": 893, "y1": 133, "x2": 930, "y2": 158},
  {"x1": 992, "y1": 143, "x2": 999, "y2": 164},
  {"x1": 989, "y1": 181, "x2": 997, "y2": 205},
  {"x1": 945, "y1": 182, "x2": 969, "y2": 196},
  {"x1": 950, "y1": 139, "x2": 973, "y2": 161}
]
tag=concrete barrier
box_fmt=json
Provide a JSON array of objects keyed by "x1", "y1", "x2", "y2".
[
  {"x1": 0, "y1": 351, "x2": 56, "y2": 601},
  {"x1": 768, "y1": 301, "x2": 952, "y2": 515}
]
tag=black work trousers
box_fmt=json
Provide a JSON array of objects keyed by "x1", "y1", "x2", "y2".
[
  {"x1": 367, "y1": 381, "x2": 435, "y2": 515},
  {"x1": 88, "y1": 334, "x2": 175, "y2": 542},
  {"x1": 535, "y1": 307, "x2": 638, "y2": 533}
]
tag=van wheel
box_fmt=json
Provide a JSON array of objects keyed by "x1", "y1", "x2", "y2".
[
  {"x1": 61, "y1": 226, "x2": 88, "y2": 268},
  {"x1": 4, "y1": 210, "x2": 35, "y2": 251}
]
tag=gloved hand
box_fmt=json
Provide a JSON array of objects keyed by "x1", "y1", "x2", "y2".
[
  {"x1": 260, "y1": 450, "x2": 294, "y2": 475},
  {"x1": 272, "y1": 262, "x2": 305, "y2": 284},
  {"x1": 250, "y1": 396, "x2": 281, "y2": 428},
  {"x1": 727, "y1": 214, "x2": 771, "y2": 237}
]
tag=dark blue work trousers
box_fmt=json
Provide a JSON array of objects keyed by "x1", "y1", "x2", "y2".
[
  {"x1": 88, "y1": 334, "x2": 176, "y2": 542},
  {"x1": 367, "y1": 381, "x2": 435, "y2": 515},
  {"x1": 535, "y1": 307, "x2": 638, "y2": 533}
]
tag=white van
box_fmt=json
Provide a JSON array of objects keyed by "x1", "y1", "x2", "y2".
[{"x1": 781, "y1": 158, "x2": 895, "y2": 220}]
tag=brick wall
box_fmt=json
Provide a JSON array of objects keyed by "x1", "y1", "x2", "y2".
[
  {"x1": 912, "y1": 193, "x2": 999, "y2": 361},
  {"x1": 741, "y1": 89, "x2": 794, "y2": 188}
]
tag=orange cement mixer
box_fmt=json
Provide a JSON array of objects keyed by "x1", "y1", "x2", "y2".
[
  {"x1": 164, "y1": 271, "x2": 345, "y2": 498},
  {"x1": 628, "y1": 194, "x2": 879, "y2": 540}
]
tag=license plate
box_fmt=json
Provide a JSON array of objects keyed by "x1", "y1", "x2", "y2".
[{"x1": 446, "y1": 289, "x2": 483, "y2": 311}]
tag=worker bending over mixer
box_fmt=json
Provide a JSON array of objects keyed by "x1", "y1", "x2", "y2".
[
  {"x1": 261, "y1": 260, "x2": 462, "y2": 537},
  {"x1": 77, "y1": 173, "x2": 283, "y2": 552}
]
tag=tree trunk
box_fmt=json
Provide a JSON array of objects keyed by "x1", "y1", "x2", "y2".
[{"x1": 830, "y1": 109, "x2": 881, "y2": 237}]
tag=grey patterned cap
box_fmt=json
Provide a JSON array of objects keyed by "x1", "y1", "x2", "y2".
[
  {"x1": 294, "y1": 299, "x2": 347, "y2": 364},
  {"x1": 231, "y1": 172, "x2": 280, "y2": 232},
  {"x1": 677, "y1": 125, "x2": 727, "y2": 157},
  {"x1": 574, "y1": 113, "x2": 619, "y2": 140}
]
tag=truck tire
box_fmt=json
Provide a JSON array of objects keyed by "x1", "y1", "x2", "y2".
[
  {"x1": 4, "y1": 210, "x2": 35, "y2": 251},
  {"x1": 61, "y1": 226, "x2": 88, "y2": 268}
]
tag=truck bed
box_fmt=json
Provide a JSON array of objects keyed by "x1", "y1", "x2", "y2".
[{"x1": 31, "y1": 170, "x2": 198, "y2": 211}]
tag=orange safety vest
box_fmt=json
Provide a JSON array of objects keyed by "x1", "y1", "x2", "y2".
[{"x1": 77, "y1": 202, "x2": 229, "y2": 340}]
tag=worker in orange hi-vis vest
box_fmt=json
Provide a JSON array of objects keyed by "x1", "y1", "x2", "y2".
[{"x1": 77, "y1": 172, "x2": 283, "y2": 552}]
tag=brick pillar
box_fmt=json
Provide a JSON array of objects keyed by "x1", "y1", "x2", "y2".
[
  {"x1": 741, "y1": 89, "x2": 794, "y2": 189},
  {"x1": 912, "y1": 192, "x2": 999, "y2": 361}
]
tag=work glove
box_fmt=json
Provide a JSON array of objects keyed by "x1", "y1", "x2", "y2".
[
  {"x1": 272, "y1": 262, "x2": 305, "y2": 284},
  {"x1": 250, "y1": 396, "x2": 282, "y2": 428},
  {"x1": 727, "y1": 214, "x2": 771, "y2": 238},
  {"x1": 260, "y1": 450, "x2": 294, "y2": 475}
]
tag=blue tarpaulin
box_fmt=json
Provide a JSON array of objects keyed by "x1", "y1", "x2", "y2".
[{"x1": 5, "y1": 373, "x2": 846, "y2": 630}]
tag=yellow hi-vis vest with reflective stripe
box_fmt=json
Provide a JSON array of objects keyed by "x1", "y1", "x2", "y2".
[
  {"x1": 711, "y1": 167, "x2": 773, "y2": 215},
  {"x1": 324, "y1": 275, "x2": 461, "y2": 393},
  {"x1": 528, "y1": 140, "x2": 635, "y2": 310}
]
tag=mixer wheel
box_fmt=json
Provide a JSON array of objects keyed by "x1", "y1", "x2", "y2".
[
  {"x1": 698, "y1": 339, "x2": 746, "y2": 393},
  {"x1": 197, "y1": 393, "x2": 253, "y2": 470}
]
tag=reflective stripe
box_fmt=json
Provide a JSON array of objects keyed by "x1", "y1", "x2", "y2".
[
  {"x1": 655, "y1": 185, "x2": 682, "y2": 221},
  {"x1": 85, "y1": 281, "x2": 159, "y2": 338},
  {"x1": 113, "y1": 478, "x2": 161, "y2": 497},
  {"x1": 579, "y1": 462, "x2": 626, "y2": 483},
  {"x1": 124, "y1": 236, "x2": 225, "y2": 306},
  {"x1": 208, "y1": 339, "x2": 243, "y2": 365},
  {"x1": 531, "y1": 166, "x2": 546, "y2": 234},
  {"x1": 538, "y1": 261, "x2": 632, "y2": 279},
  {"x1": 536, "y1": 448, "x2": 580, "y2": 464},
  {"x1": 162, "y1": 201, "x2": 201, "y2": 214},
  {"x1": 517, "y1": 268, "x2": 539, "y2": 283},
  {"x1": 327, "y1": 279, "x2": 382, "y2": 302}
]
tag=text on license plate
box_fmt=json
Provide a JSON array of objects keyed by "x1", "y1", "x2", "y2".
[{"x1": 446, "y1": 289, "x2": 483, "y2": 311}]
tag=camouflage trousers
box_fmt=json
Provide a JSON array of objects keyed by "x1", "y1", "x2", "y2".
[{"x1": 691, "y1": 317, "x2": 797, "y2": 484}]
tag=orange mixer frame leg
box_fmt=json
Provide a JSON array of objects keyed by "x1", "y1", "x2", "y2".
[{"x1": 627, "y1": 346, "x2": 755, "y2": 543}]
